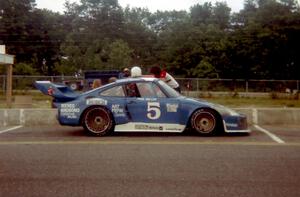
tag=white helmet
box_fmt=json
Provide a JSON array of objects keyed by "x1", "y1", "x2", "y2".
[{"x1": 131, "y1": 66, "x2": 142, "y2": 77}]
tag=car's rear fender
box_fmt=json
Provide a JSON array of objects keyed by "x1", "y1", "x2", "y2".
[{"x1": 79, "y1": 105, "x2": 115, "y2": 126}]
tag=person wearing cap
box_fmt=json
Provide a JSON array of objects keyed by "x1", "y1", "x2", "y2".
[{"x1": 150, "y1": 66, "x2": 181, "y2": 93}]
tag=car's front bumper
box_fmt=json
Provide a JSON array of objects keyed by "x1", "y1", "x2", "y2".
[{"x1": 223, "y1": 115, "x2": 251, "y2": 133}]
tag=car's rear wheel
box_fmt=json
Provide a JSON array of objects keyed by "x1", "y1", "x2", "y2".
[
  {"x1": 82, "y1": 106, "x2": 114, "y2": 136},
  {"x1": 190, "y1": 108, "x2": 220, "y2": 136},
  {"x1": 69, "y1": 82, "x2": 78, "y2": 90}
]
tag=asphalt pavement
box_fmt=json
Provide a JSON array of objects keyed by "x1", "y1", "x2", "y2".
[{"x1": 0, "y1": 125, "x2": 300, "y2": 197}]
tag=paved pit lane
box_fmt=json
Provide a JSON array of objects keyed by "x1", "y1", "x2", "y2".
[
  {"x1": 0, "y1": 125, "x2": 300, "y2": 197},
  {"x1": 1, "y1": 125, "x2": 300, "y2": 145}
]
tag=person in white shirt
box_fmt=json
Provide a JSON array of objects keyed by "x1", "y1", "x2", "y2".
[{"x1": 150, "y1": 66, "x2": 181, "y2": 93}]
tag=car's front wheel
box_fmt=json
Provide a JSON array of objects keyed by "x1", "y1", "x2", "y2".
[
  {"x1": 190, "y1": 108, "x2": 220, "y2": 136},
  {"x1": 82, "y1": 106, "x2": 114, "y2": 136}
]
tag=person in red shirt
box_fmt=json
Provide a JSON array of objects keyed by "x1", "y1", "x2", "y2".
[{"x1": 150, "y1": 66, "x2": 181, "y2": 93}]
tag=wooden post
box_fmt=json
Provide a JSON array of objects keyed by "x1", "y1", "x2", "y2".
[{"x1": 6, "y1": 64, "x2": 13, "y2": 108}]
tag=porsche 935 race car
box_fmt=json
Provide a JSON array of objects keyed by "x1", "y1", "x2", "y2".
[{"x1": 35, "y1": 77, "x2": 250, "y2": 136}]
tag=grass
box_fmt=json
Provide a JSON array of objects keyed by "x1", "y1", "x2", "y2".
[
  {"x1": 0, "y1": 93, "x2": 52, "y2": 108},
  {"x1": 203, "y1": 97, "x2": 300, "y2": 108},
  {"x1": 0, "y1": 92, "x2": 299, "y2": 108}
]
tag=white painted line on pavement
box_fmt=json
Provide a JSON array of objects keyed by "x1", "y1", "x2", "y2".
[
  {"x1": 0, "y1": 126, "x2": 23, "y2": 134},
  {"x1": 254, "y1": 125, "x2": 285, "y2": 144}
]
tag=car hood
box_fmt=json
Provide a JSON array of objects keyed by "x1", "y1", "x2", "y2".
[{"x1": 182, "y1": 97, "x2": 240, "y2": 116}]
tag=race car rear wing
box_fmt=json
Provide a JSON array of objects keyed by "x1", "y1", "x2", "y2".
[{"x1": 34, "y1": 81, "x2": 79, "y2": 102}]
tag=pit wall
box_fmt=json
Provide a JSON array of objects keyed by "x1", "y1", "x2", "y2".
[{"x1": 0, "y1": 108, "x2": 300, "y2": 127}]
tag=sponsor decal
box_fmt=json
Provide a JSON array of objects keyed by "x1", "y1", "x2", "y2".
[
  {"x1": 47, "y1": 87, "x2": 54, "y2": 95},
  {"x1": 145, "y1": 98, "x2": 157, "y2": 101},
  {"x1": 226, "y1": 123, "x2": 239, "y2": 127},
  {"x1": 166, "y1": 103, "x2": 178, "y2": 112},
  {"x1": 115, "y1": 123, "x2": 185, "y2": 132},
  {"x1": 135, "y1": 125, "x2": 148, "y2": 130},
  {"x1": 136, "y1": 98, "x2": 158, "y2": 101},
  {"x1": 111, "y1": 104, "x2": 125, "y2": 117},
  {"x1": 165, "y1": 127, "x2": 182, "y2": 131},
  {"x1": 135, "y1": 124, "x2": 163, "y2": 131},
  {"x1": 60, "y1": 103, "x2": 80, "y2": 119},
  {"x1": 86, "y1": 98, "x2": 107, "y2": 106}
]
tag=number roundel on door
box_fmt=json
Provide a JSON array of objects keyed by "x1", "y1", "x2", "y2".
[{"x1": 147, "y1": 102, "x2": 161, "y2": 120}]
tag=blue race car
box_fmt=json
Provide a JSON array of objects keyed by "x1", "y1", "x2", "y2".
[{"x1": 35, "y1": 77, "x2": 250, "y2": 136}]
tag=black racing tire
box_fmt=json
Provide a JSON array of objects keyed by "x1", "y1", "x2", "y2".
[
  {"x1": 82, "y1": 106, "x2": 114, "y2": 136},
  {"x1": 190, "y1": 108, "x2": 220, "y2": 136}
]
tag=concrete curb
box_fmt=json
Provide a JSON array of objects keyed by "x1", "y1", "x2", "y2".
[
  {"x1": 1, "y1": 108, "x2": 300, "y2": 127},
  {"x1": 0, "y1": 109, "x2": 58, "y2": 126},
  {"x1": 234, "y1": 108, "x2": 300, "y2": 125}
]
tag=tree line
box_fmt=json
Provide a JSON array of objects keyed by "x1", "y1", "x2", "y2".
[{"x1": 0, "y1": 0, "x2": 299, "y2": 79}]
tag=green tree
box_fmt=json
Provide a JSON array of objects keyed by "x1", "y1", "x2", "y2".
[
  {"x1": 108, "y1": 39, "x2": 133, "y2": 70},
  {"x1": 0, "y1": 0, "x2": 36, "y2": 61},
  {"x1": 189, "y1": 58, "x2": 219, "y2": 78},
  {"x1": 13, "y1": 63, "x2": 38, "y2": 75}
]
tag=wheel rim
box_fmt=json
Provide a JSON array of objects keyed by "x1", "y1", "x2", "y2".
[
  {"x1": 70, "y1": 83, "x2": 78, "y2": 90},
  {"x1": 85, "y1": 108, "x2": 111, "y2": 134},
  {"x1": 193, "y1": 111, "x2": 216, "y2": 134}
]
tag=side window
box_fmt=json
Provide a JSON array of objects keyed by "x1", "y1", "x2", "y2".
[
  {"x1": 136, "y1": 83, "x2": 155, "y2": 98},
  {"x1": 125, "y1": 83, "x2": 140, "y2": 97},
  {"x1": 100, "y1": 85, "x2": 125, "y2": 97},
  {"x1": 136, "y1": 82, "x2": 166, "y2": 98},
  {"x1": 152, "y1": 83, "x2": 167, "y2": 98}
]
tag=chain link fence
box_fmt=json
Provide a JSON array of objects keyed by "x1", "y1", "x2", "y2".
[
  {"x1": 0, "y1": 75, "x2": 299, "y2": 97},
  {"x1": 0, "y1": 75, "x2": 84, "y2": 93},
  {"x1": 176, "y1": 78, "x2": 300, "y2": 93}
]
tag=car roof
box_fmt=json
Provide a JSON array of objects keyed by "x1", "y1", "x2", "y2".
[
  {"x1": 116, "y1": 77, "x2": 158, "y2": 84},
  {"x1": 83, "y1": 77, "x2": 159, "y2": 95}
]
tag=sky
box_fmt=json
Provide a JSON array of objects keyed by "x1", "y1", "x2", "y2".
[{"x1": 35, "y1": 0, "x2": 245, "y2": 13}]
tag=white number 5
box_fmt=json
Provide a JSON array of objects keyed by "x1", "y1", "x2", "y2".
[{"x1": 147, "y1": 102, "x2": 161, "y2": 120}]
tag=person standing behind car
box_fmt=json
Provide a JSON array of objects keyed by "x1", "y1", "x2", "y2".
[
  {"x1": 150, "y1": 66, "x2": 181, "y2": 93},
  {"x1": 92, "y1": 79, "x2": 102, "y2": 89},
  {"x1": 119, "y1": 67, "x2": 130, "y2": 78},
  {"x1": 131, "y1": 66, "x2": 142, "y2": 78}
]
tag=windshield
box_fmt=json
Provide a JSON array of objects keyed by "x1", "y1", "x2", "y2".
[{"x1": 157, "y1": 80, "x2": 181, "y2": 98}]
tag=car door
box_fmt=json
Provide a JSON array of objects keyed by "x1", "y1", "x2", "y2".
[
  {"x1": 125, "y1": 82, "x2": 149, "y2": 122},
  {"x1": 98, "y1": 84, "x2": 130, "y2": 124},
  {"x1": 125, "y1": 81, "x2": 181, "y2": 125}
]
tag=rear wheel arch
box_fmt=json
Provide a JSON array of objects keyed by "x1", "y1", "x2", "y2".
[
  {"x1": 80, "y1": 105, "x2": 112, "y2": 123},
  {"x1": 80, "y1": 105, "x2": 115, "y2": 136}
]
